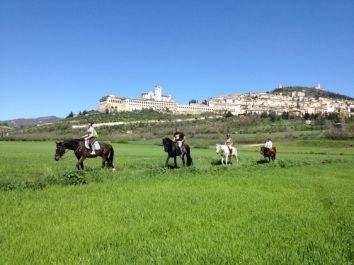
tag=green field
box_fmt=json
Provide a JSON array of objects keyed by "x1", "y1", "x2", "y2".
[{"x1": 0, "y1": 140, "x2": 353, "y2": 264}]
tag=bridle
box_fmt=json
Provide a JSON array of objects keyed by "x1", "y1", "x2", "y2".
[{"x1": 55, "y1": 144, "x2": 66, "y2": 161}]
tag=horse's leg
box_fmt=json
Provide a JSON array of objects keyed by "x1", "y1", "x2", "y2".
[
  {"x1": 80, "y1": 153, "x2": 85, "y2": 169},
  {"x1": 104, "y1": 151, "x2": 114, "y2": 168},
  {"x1": 77, "y1": 156, "x2": 86, "y2": 170},
  {"x1": 75, "y1": 153, "x2": 80, "y2": 170},
  {"x1": 174, "y1": 156, "x2": 177, "y2": 168},
  {"x1": 102, "y1": 156, "x2": 106, "y2": 168},
  {"x1": 74, "y1": 152, "x2": 83, "y2": 170},
  {"x1": 182, "y1": 155, "x2": 185, "y2": 166},
  {"x1": 165, "y1": 155, "x2": 170, "y2": 167}
]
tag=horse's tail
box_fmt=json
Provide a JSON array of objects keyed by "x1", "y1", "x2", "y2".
[
  {"x1": 273, "y1": 147, "x2": 276, "y2": 159},
  {"x1": 108, "y1": 144, "x2": 115, "y2": 168},
  {"x1": 185, "y1": 145, "x2": 193, "y2": 166}
]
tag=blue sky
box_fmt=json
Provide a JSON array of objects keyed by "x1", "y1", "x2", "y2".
[{"x1": 1, "y1": 0, "x2": 353, "y2": 120}]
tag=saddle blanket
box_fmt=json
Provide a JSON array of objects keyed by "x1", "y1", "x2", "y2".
[{"x1": 85, "y1": 141, "x2": 101, "y2": 150}]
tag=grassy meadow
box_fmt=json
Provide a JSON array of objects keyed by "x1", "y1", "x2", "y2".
[{"x1": 0, "y1": 140, "x2": 353, "y2": 264}]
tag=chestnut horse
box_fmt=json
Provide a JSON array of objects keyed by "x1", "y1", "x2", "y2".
[
  {"x1": 260, "y1": 146, "x2": 276, "y2": 162},
  {"x1": 55, "y1": 139, "x2": 115, "y2": 170},
  {"x1": 162, "y1": 137, "x2": 192, "y2": 168}
]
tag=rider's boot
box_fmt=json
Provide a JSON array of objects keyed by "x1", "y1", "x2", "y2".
[{"x1": 91, "y1": 145, "x2": 96, "y2": 155}]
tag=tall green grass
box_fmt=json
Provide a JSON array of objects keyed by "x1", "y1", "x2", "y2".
[{"x1": 0, "y1": 141, "x2": 353, "y2": 264}]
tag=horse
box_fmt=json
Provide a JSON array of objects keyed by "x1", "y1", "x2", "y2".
[
  {"x1": 162, "y1": 137, "x2": 193, "y2": 168},
  {"x1": 260, "y1": 146, "x2": 276, "y2": 162},
  {"x1": 54, "y1": 139, "x2": 115, "y2": 170},
  {"x1": 216, "y1": 144, "x2": 238, "y2": 166}
]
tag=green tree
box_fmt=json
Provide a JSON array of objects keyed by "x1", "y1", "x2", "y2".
[
  {"x1": 223, "y1": 111, "x2": 234, "y2": 118},
  {"x1": 66, "y1": 112, "x2": 74, "y2": 119},
  {"x1": 281, "y1": 111, "x2": 289, "y2": 120}
]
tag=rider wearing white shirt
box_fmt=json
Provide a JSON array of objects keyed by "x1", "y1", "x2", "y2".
[
  {"x1": 265, "y1": 138, "x2": 273, "y2": 149},
  {"x1": 82, "y1": 121, "x2": 98, "y2": 155},
  {"x1": 225, "y1": 133, "x2": 233, "y2": 155}
]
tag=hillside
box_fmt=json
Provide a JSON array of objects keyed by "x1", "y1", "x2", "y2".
[
  {"x1": 1, "y1": 116, "x2": 62, "y2": 128},
  {"x1": 271, "y1": 86, "x2": 354, "y2": 100},
  {"x1": 3, "y1": 109, "x2": 354, "y2": 144}
]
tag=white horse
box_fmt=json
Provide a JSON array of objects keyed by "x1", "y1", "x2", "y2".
[{"x1": 216, "y1": 144, "x2": 238, "y2": 166}]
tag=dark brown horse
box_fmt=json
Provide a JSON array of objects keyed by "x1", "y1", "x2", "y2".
[
  {"x1": 162, "y1": 137, "x2": 192, "y2": 168},
  {"x1": 260, "y1": 146, "x2": 276, "y2": 162},
  {"x1": 55, "y1": 139, "x2": 115, "y2": 170}
]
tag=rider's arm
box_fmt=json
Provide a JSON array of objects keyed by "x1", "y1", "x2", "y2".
[{"x1": 82, "y1": 132, "x2": 89, "y2": 139}]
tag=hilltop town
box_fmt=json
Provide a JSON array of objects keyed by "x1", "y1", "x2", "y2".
[{"x1": 99, "y1": 85, "x2": 354, "y2": 117}]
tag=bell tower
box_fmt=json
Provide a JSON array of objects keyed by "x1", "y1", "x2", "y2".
[{"x1": 154, "y1": 85, "x2": 162, "y2": 101}]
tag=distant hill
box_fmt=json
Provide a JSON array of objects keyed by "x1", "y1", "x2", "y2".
[
  {"x1": 1, "y1": 116, "x2": 62, "y2": 128},
  {"x1": 271, "y1": 86, "x2": 354, "y2": 100}
]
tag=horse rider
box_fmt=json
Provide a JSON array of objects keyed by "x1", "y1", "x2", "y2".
[
  {"x1": 225, "y1": 133, "x2": 233, "y2": 155},
  {"x1": 264, "y1": 138, "x2": 273, "y2": 155},
  {"x1": 173, "y1": 127, "x2": 185, "y2": 156},
  {"x1": 82, "y1": 120, "x2": 98, "y2": 155}
]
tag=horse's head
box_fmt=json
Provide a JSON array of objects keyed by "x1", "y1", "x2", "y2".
[
  {"x1": 216, "y1": 144, "x2": 220, "y2": 154},
  {"x1": 162, "y1": 137, "x2": 172, "y2": 152},
  {"x1": 260, "y1": 146, "x2": 265, "y2": 155},
  {"x1": 55, "y1": 142, "x2": 66, "y2": 161}
]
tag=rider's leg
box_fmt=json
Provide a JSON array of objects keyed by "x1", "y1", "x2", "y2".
[
  {"x1": 178, "y1": 141, "x2": 183, "y2": 157},
  {"x1": 227, "y1": 144, "x2": 232, "y2": 156},
  {"x1": 90, "y1": 138, "x2": 96, "y2": 155}
]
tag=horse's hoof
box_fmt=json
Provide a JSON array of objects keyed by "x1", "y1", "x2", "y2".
[{"x1": 112, "y1": 168, "x2": 116, "y2": 171}]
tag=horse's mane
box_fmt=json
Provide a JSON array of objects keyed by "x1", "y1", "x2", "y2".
[
  {"x1": 62, "y1": 139, "x2": 83, "y2": 149},
  {"x1": 163, "y1": 137, "x2": 173, "y2": 143}
]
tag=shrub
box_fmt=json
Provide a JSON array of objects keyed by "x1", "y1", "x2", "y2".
[
  {"x1": 324, "y1": 126, "x2": 352, "y2": 140},
  {"x1": 63, "y1": 171, "x2": 87, "y2": 185}
]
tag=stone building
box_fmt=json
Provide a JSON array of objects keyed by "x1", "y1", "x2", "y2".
[{"x1": 98, "y1": 86, "x2": 354, "y2": 117}]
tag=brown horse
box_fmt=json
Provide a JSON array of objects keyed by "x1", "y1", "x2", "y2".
[
  {"x1": 55, "y1": 139, "x2": 115, "y2": 170},
  {"x1": 162, "y1": 137, "x2": 193, "y2": 168},
  {"x1": 260, "y1": 146, "x2": 276, "y2": 162}
]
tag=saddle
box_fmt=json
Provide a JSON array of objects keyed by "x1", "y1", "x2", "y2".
[
  {"x1": 174, "y1": 142, "x2": 185, "y2": 155},
  {"x1": 85, "y1": 141, "x2": 101, "y2": 151}
]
